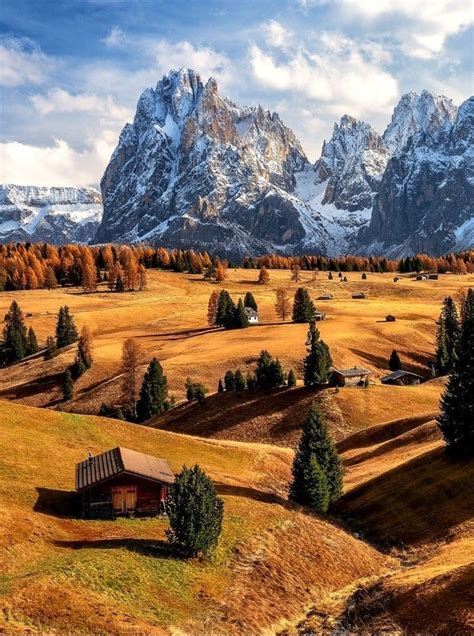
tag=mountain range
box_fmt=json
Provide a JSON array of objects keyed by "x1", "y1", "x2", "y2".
[{"x1": 2, "y1": 69, "x2": 473, "y2": 256}]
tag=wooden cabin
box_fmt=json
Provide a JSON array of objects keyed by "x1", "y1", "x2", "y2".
[
  {"x1": 381, "y1": 370, "x2": 424, "y2": 386},
  {"x1": 331, "y1": 366, "x2": 371, "y2": 387},
  {"x1": 352, "y1": 292, "x2": 367, "y2": 299},
  {"x1": 429, "y1": 274, "x2": 439, "y2": 280},
  {"x1": 386, "y1": 314, "x2": 396, "y2": 322},
  {"x1": 317, "y1": 294, "x2": 333, "y2": 300},
  {"x1": 76, "y1": 447, "x2": 175, "y2": 519},
  {"x1": 314, "y1": 311, "x2": 326, "y2": 321}
]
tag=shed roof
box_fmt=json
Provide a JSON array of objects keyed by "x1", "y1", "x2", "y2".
[
  {"x1": 244, "y1": 307, "x2": 258, "y2": 317},
  {"x1": 75, "y1": 447, "x2": 175, "y2": 491},
  {"x1": 380, "y1": 370, "x2": 424, "y2": 382},
  {"x1": 332, "y1": 366, "x2": 371, "y2": 378}
]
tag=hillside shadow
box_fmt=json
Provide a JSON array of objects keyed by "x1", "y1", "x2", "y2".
[
  {"x1": 53, "y1": 537, "x2": 177, "y2": 558},
  {"x1": 0, "y1": 372, "x2": 62, "y2": 400},
  {"x1": 34, "y1": 487, "x2": 78, "y2": 518},
  {"x1": 337, "y1": 447, "x2": 474, "y2": 547},
  {"x1": 215, "y1": 482, "x2": 290, "y2": 507}
]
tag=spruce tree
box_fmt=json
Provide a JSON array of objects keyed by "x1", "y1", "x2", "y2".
[
  {"x1": 27, "y1": 327, "x2": 39, "y2": 355},
  {"x1": 389, "y1": 349, "x2": 402, "y2": 371},
  {"x1": 166, "y1": 464, "x2": 224, "y2": 557},
  {"x1": 62, "y1": 370, "x2": 74, "y2": 401},
  {"x1": 224, "y1": 370, "x2": 235, "y2": 391},
  {"x1": 44, "y1": 335, "x2": 57, "y2": 360},
  {"x1": 435, "y1": 318, "x2": 450, "y2": 375},
  {"x1": 216, "y1": 290, "x2": 236, "y2": 329},
  {"x1": 287, "y1": 369, "x2": 297, "y2": 387},
  {"x1": 437, "y1": 288, "x2": 474, "y2": 457},
  {"x1": 246, "y1": 372, "x2": 256, "y2": 389},
  {"x1": 234, "y1": 298, "x2": 250, "y2": 328},
  {"x1": 244, "y1": 292, "x2": 258, "y2": 311},
  {"x1": 2, "y1": 300, "x2": 29, "y2": 362},
  {"x1": 290, "y1": 402, "x2": 343, "y2": 508},
  {"x1": 56, "y1": 306, "x2": 78, "y2": 348},
  {"x1": 136, "y1": 357, "x2": 169, "y2": 422},
  {"x1": 441, "y1": 296, "x2": 460, "y2": 372},
  {"x1": 292, "y1": 288, "x2": 316, "y2": 323},
  {"x1": 303, "y1": 321, "x2": 332, "y2": 386},
  {"x1": 218, "y1": 378, "x2": 224, "y2": 393},
  {"x1": 303, "y1": 455, "x2": 330, "y2": 513},
  {"x1": 234, "y1": 368, "x2": 246, "y2": 391}
]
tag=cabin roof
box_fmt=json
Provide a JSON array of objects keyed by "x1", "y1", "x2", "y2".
[
  {"x1": 380, "y1": 370, "x2": 424, "y2": 382},
  {"x1": 352, "y1": 292, "x2": 366, "y2": 298},
  {"x1": 244, "y1": 307, "x2": 258, "y2": 318},
  {"x1": 75, "y1": 446, "x2": 175, "y2": 491},
  {"x1": 332, "y1": 366, "x2": 371, "y2": 378}
]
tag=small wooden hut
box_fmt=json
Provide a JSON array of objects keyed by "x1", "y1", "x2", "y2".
[
  {"x1": 331, "y1": 367, "x2": 371, "y2": 387},
  {"x1": 380, "y1": 370, "x2": 424, "y2": 386},
  {"x1": 352, "y1": 292, "x2": 367, "y2": 299},
  {"x1": 76, "y1": 447, "x2": 175, "y2": 519}
]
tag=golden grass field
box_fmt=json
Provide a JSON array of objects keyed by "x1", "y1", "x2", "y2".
[
  {"x1": 0, "y1": 268, "x2": 472, "y2": 633},
  {"x1": 0, "y1": 268, "x2": 471, "y2": 428}
]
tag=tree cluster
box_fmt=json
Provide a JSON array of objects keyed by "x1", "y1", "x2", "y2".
[
  {"x1": 435, "y1": 296, "x2": 460, "y2": 375},
  {"x1": 1, "y1": 300, "x2": 39, "y2": 364},
  {"x1": 210, "y1": 290, "x2": 250, "y2": 329},
  {"x1": 185, "y1": 378, "x2": 208, "y2": 404},
  {"x1": 303, "y1": 321, "x2": 332, "y2": 386}
]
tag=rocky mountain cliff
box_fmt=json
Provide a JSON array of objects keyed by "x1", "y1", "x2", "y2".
[
  {"x1": 0, "y1": 185, "x2": 102, "y2": 244},
  {"x1": 97, "y1": 70, "x2": 473, "y2": 257}
]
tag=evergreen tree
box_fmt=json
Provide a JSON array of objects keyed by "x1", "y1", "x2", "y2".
[
  {"x1": 389, "y1": 349, "x2": 402, "y2": 371},
  {"x1": 233, "y1": 298, "x2": 250, "y2": 328},
  {"x1": 27, "y1": 327, "x2": 39, "y2": 355},
  {"x1": 287, "y1": 369, "x2": 297, "y2": 387},
  {"x1": 136, "y1": 357, "x2": 169, "y2": 422},
  {"x1": 435, "y1": 318, "x2": 450, "y2": 375},
  {"x1": 328, "y1": 272, "x2": 333, "y2": 280},
  {"x1": 185, "y1": 378, "x2": 208, "y2": 403},
  {"x1": 44, "y1": 335, "x2": 57, "y2": 360},
  {"x1": 255, "y1": 350, "x2": 285, "y2": 389},
  {"x1": 166, "y1": 464, "x2": 224, "y2": 557},
  {"x1": 115, "y1": 273, "x2": 125, "y2": 292},
  {"x1": 290, "y1": 402, "x2": 343, "y2": 508},
  {"x1": 2, "y1": 300, "x2": 29, "y2": 362},
  {"x1": 62, "y1": 370, "x2": 74, "y2": 401},
  {"x1": 234, "y1": 369, "x2": 246, "y2": 391},
  {"x1": 244, "y1": 292, "x2": 258, "y2": 311},
  {"x1": 224, "y1": 370, "x2": 235, "y2": 391},
  {"x1": 216, "y1": 290, "x2": 236, "y2": 329},
  {"x1": 292, "y1": 288, "x2": 316, "y2": 323},
  {"x1": 437, "y1": 288, "x2": 474, "y2": 457},
  {"x1": 246, "y1": 372, "x2": 256, "y2": 389},
  {"x1": 303, "y1": 321, "x2": 332, "y2": 386},
  {"x1": 218, "y1": 378, "x2": 224, "y2": 393},
  {"x1": 303, "y1": 455, "x2": 330, "y2": 513},
  {"x1": 55, "y1": 306, "x2": 78, "y2": 348},
  {"x1": 436, "y1": 297, "x2": 460, "y2": 374}
]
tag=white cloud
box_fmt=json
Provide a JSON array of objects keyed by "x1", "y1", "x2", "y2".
[
  {"x1": 0, "y1": 133, "x2": 116, "y2": 187},
  {"x1": 263, "y1": 20, "x2": 294, "y2": 49},
  {"x1": 103, "y1": 26, "x2": 127, "y2": 48},
  {"x1": 30, "y1": 88, "x2": 131, "y2": 121},
  {"x1": 250, "y1": 33, "x2": 399, "y2": 115},
  {"x1": 151, "y1": 39, "x2": 234, "y2": 89},
  {"x1": 0, "y1": 36, "x2": 56, "y2": 87}
]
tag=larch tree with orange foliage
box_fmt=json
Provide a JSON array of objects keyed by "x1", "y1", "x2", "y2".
[
  {"x1": 275, "y1": 288, "x2": 291, "y2": 321},
  {"x1": 137, "y1": 264, "x2": 147, "y2": 291},
  {"x1": 207, "y1": 289, "x2": 219, "y2": 326},
  {"x1": 121, "y1": 338, "x2": 143, "y2": 419},
  {"x1": 258, "y1": 267, "x2": 270, "y2": 285},
  {"x1": 215, "y1": 263, "x2": 226, "y2": 282}
]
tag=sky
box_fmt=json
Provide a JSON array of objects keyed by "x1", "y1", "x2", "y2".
[{"x1": 0, "y1": 0, "x2": 473, "y2": 188}]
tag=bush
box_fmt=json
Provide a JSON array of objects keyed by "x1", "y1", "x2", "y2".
[
  {"x1": 167, "y1": 465, "x2": 224, "y2": 557},
  {"x1": 287, "y1": 369, "x2": 297, "y2": 387},
  {"x1": 185, "y1": 378, "x2": 208, "y2": 404}
]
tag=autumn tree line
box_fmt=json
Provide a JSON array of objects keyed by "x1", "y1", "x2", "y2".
[{"x1": 0, "y1": 242, "x2": 472, "y2": 293}]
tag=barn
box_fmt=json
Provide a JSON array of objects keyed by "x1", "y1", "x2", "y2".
[
  {"x1": 381, "y1": 370, "x2": 424, "y2": 386},
  {"x1": 331, "y1": 366, "x2": 371, "y2": 387},
  {"x1": 76, "y1": 447, "x2": 174, "y2": 519}
]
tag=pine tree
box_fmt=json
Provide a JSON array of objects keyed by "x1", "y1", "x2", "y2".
[
  {"x1": 207, "y1": 290, "x2": 219, "y2": 327},
  {"x1": 234, "y1": 369, "x2": 246, "y2": 391},
  {"x1": 55, "y1": 306, "x2": 78, "y2": 348},
  {"x1": 27, "y1": 327, "x2": 39, "y2": 355},
  {"x1": 224, "y1": 370, "x2": 235, "y2": 391},
  {"x1": 244, "y1": 292, "x2": 258, "y2": 312},
  {"x1": 389, "y1": 349, "x2": 402, "y2": 372},
  {"x1": 292, "y1": 288, "x2": 316, "y2": 323},
  {"x1": 62, "y1": 370, "x2": 74, "y2": 401},
  {"x1": 290, "y1": 402, "x2": 343, "y2": 508},
  {"x1": 437, "y1": 288, "x2": 474, "y2": 457},
  {"x1": 185, "y1": 378, "x2": 208, "y2": 403},
  {"x1": 44, "y1": 335, "x2": 57, "y2": 360},
  {"x1": 216, "y1": 290, "x2": 236, "y2": 329},
  {"x1": 136, "y1": 357, "x2": 169, "y2": 422},
  {"x1": 303, "y1": 455, "x2": 330, "y2": 513},
  {"x1": 2, "y1": 300, "x2": 29, "y2": 362},
  {"x1": 255, "y1": 350, "x2": 285, "y2": 389},
  {"x1": 233, "y1": 298, "x2": 250, "y2": 328},
  {"x1": 246, "y1": 372, "x2": 256, "y2": 389},
  {"x1": 441, "y1": 297, "x2": 460, "y2": 372},
  {"x1": 287, "y1": 369, "x2": 297, "y2": 387},
  {"x1": 218, "y1": 378, "x2": 224, "y2": 393},
  {"x1": 303, "y1": 321, "x2": 332, "y2": 386},
  {"x1": 166, "y1": 465, "x2": 224, "y2": 557},
  {"x1": 435, "y1": 318, "x2": 450, "y2": 375}
]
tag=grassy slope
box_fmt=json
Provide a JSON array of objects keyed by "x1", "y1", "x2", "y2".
[
  {"x1": 0, "y1": 401, "x2": 389, "y2": 634},
  {"x1": 0, "y1": 270, "x2": 470, "y2": 416}
]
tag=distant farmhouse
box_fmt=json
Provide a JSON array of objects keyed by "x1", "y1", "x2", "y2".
[
  {"x1": 381, "y1": 370, "x2": 424, "y2": 386},
  {"x1": 244, "y1": 307, "x2": 259, "y2": 323},
  {"x1": 76, "y1": 447, "x2": 174, "y2": 519},
  {"x1": 331, "y1": 366, "x2": 371, "y2": 387}
]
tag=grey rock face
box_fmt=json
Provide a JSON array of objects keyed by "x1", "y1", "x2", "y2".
[{"x1": 0, "y1": 185, "x2": 102, "y2": 244}]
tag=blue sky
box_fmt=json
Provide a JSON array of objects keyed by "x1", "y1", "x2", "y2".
[{"x1": 1, "y1": 0, "x2": 473, "y2": 187}]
